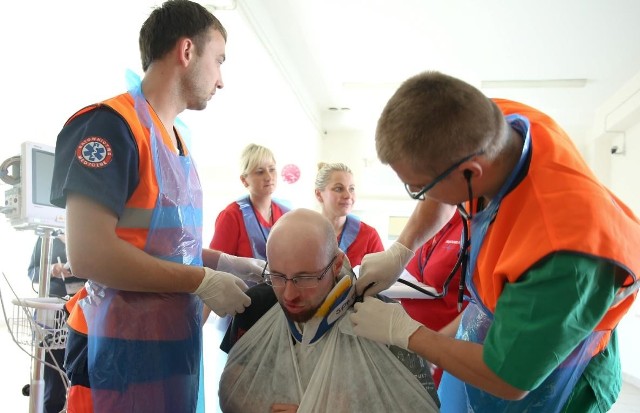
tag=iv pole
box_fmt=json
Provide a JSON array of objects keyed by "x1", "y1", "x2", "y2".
[
  {"x1": 29, "y1": 226, "x2": 54, "y2": 413},
  {"x1": 2, "y1": 148, "x2": 66, "y2": 413}
]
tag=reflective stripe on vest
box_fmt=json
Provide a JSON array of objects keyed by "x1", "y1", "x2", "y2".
[{"x1": 65, "y1": 92, "x2": 178, "y2": 334}]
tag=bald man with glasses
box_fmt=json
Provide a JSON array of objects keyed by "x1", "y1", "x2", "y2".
[{"x1": 218, "y1": 208, "x2": 439, "y2": 413}]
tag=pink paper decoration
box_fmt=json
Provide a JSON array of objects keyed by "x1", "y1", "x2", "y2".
[{"x1": 281, "y1": 163, "x2": 301, "y2": 184}]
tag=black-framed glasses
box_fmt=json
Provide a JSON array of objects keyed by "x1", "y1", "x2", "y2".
[
  {"x1": 263, "y1": 254, "x2": 337, "y2": 289},
  {"x1": 404, "y1": 151, "x2": 483, "y2": 200}
]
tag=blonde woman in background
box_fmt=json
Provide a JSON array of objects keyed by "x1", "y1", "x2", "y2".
[
  {"x1": 315, "y1": 162, "x2": 384, "y2": 266},
  {"x1": 210, "y1": 143, "x2": 290, "y2": 260}
]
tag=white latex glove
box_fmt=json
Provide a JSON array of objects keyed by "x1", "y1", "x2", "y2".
[
  {"x1": 217, "y1": 253, "x2": 266, "y2": 283},
  {"x1": 356, "y1": 241, "x2": 414, "y2": 295},
  {"x1": 194, "y1": 268, "x2": 251, "y2": 317},
  {"x1": 51, "y1": 262, "x2": 72, "y2": 279},
  {"x1": 350, "y1": 296, "x2": 423, "y2": 350}
]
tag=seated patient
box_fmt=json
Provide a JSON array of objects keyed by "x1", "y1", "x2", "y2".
[{"x1": 218, "y1": 208, "x2": 439, "y2": 413}]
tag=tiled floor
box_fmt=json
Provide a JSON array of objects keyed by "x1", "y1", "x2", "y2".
[{"x1": 1, "y1": 311, "x2": 639, "y2": 412}]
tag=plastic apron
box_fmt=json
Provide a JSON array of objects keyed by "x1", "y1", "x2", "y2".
[
  {"x1": 236, "y1": 195, "x2": 290, "y2": 260},
  {"x1": 80, "y1": 85, "x2": 204, "y2": 413},
  {"x1": 439, "y1": 115, "x2": 604, "y2": 413}
]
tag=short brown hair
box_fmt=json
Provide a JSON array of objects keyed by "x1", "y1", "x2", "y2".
[
  {"x1": 139, "y1": 0, "x2": 227, "y2": 72},
  {"x1": 376, "y1": 71, "x2": 507, "y2": 173}
]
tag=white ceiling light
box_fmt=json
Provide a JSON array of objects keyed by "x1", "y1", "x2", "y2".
[
  {"x1": 481, "y1": 79, "x2": 588, "y2": 89},
  {"x1": 342, "y1": 82, "x2": 400, "y2": 91},
  {"x1": 204, "y1": 0, "x2": 237, "y2": 11}
]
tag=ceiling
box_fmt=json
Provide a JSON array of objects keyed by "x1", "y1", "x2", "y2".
[{"x1": 233, "y1": 0, "x2": 640, "y2": 142}]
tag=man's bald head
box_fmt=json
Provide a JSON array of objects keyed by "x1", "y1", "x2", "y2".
[
  {"x1": 266, "y1": 209, "x2": 343, "y2": 322},
  {"x1": 267, "y1": 208, "x2": 337, "y2": 264}
]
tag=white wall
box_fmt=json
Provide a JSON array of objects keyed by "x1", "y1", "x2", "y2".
[
  {"x1": 589, "y1": 71, "x2": 640, "y2": 386},
  {"x1": 0, "y1": 0, "x2": 148, "y2": 299}
]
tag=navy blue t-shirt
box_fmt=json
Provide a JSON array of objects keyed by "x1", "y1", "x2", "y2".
[{"x1": 51, "y1": 106, "x2": 139, "y2": 217}]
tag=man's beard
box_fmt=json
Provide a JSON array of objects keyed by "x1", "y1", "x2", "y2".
[
  {"x1": 279, "y1": 284, "x2": 334, "y2": 323},
  {"x1": 281, "y1": 305, "x2": 318, "y2": 323}
]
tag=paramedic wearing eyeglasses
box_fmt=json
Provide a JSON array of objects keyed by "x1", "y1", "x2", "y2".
[
  {"x1": 350, "y1": 71, "x2": 640, "y2": 412},
  {"x1": 218, "y1": 208, "x2": 440, "y2": 412}
]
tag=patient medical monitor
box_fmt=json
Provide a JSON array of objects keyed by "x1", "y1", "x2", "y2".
[{"x1": 2, "y1": 141, "x2": 65, "y2": 230}]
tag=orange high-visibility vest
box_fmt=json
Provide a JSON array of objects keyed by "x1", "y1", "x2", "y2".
[
  {"x1": 64, "y1": 92, "x2": 181, "y2": 335},
  {"x1": 472, "y1": 99, "x2": 640, "y2": 353}
]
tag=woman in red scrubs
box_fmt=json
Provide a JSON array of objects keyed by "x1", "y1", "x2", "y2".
[
  {"x1": 209, "y1": 143, "x2": 290, "y2": 260},
  {"x1": 314, "y1": 162, "x2": 383, "y2": 266}
]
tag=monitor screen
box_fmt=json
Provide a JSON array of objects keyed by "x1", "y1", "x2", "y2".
[
  {"x1": 32, "y1": 148, "x2": 56, "y2": 207},
  {"x1": 4, "y1": 141, "x2": 66, "y2": 230}
]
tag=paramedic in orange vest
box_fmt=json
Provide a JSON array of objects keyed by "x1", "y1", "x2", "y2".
[
  {"x1": 50, "y1": 2, "x2": 259, "y2": 412},
  {"x1": 350, "y1": 71, "x2": 640, "y2": 412}
]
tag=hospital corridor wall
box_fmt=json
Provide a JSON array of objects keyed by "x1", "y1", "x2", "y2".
[
  {"x1": 591, "y1": 70, "x2": 640, "y2": 391},
  {"x1": 1, "y1": 3, "x2": 640, "y2": 412},
  {"x1": 3, "y1": 70, "x2": 640, "y2": 413}
]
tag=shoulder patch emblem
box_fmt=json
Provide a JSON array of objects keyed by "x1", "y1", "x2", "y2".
[{"x1": 75, "y1": 137, "x2": 113, "y2": 168}]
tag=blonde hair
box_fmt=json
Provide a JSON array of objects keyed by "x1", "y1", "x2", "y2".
[
  {"x1": 240, "y1": 144, "x2": 276, "y2": 177},
  {"x1": 315, "y1": 162, "x2": 352, "y2": 191}
]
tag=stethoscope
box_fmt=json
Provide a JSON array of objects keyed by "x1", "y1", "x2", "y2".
[
  {"x1": 395, "y1": 209, "x2": 470, "y2": 312},
  {"x1": 397, "y1": 115, "x2": 532, "y2": 313}
]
